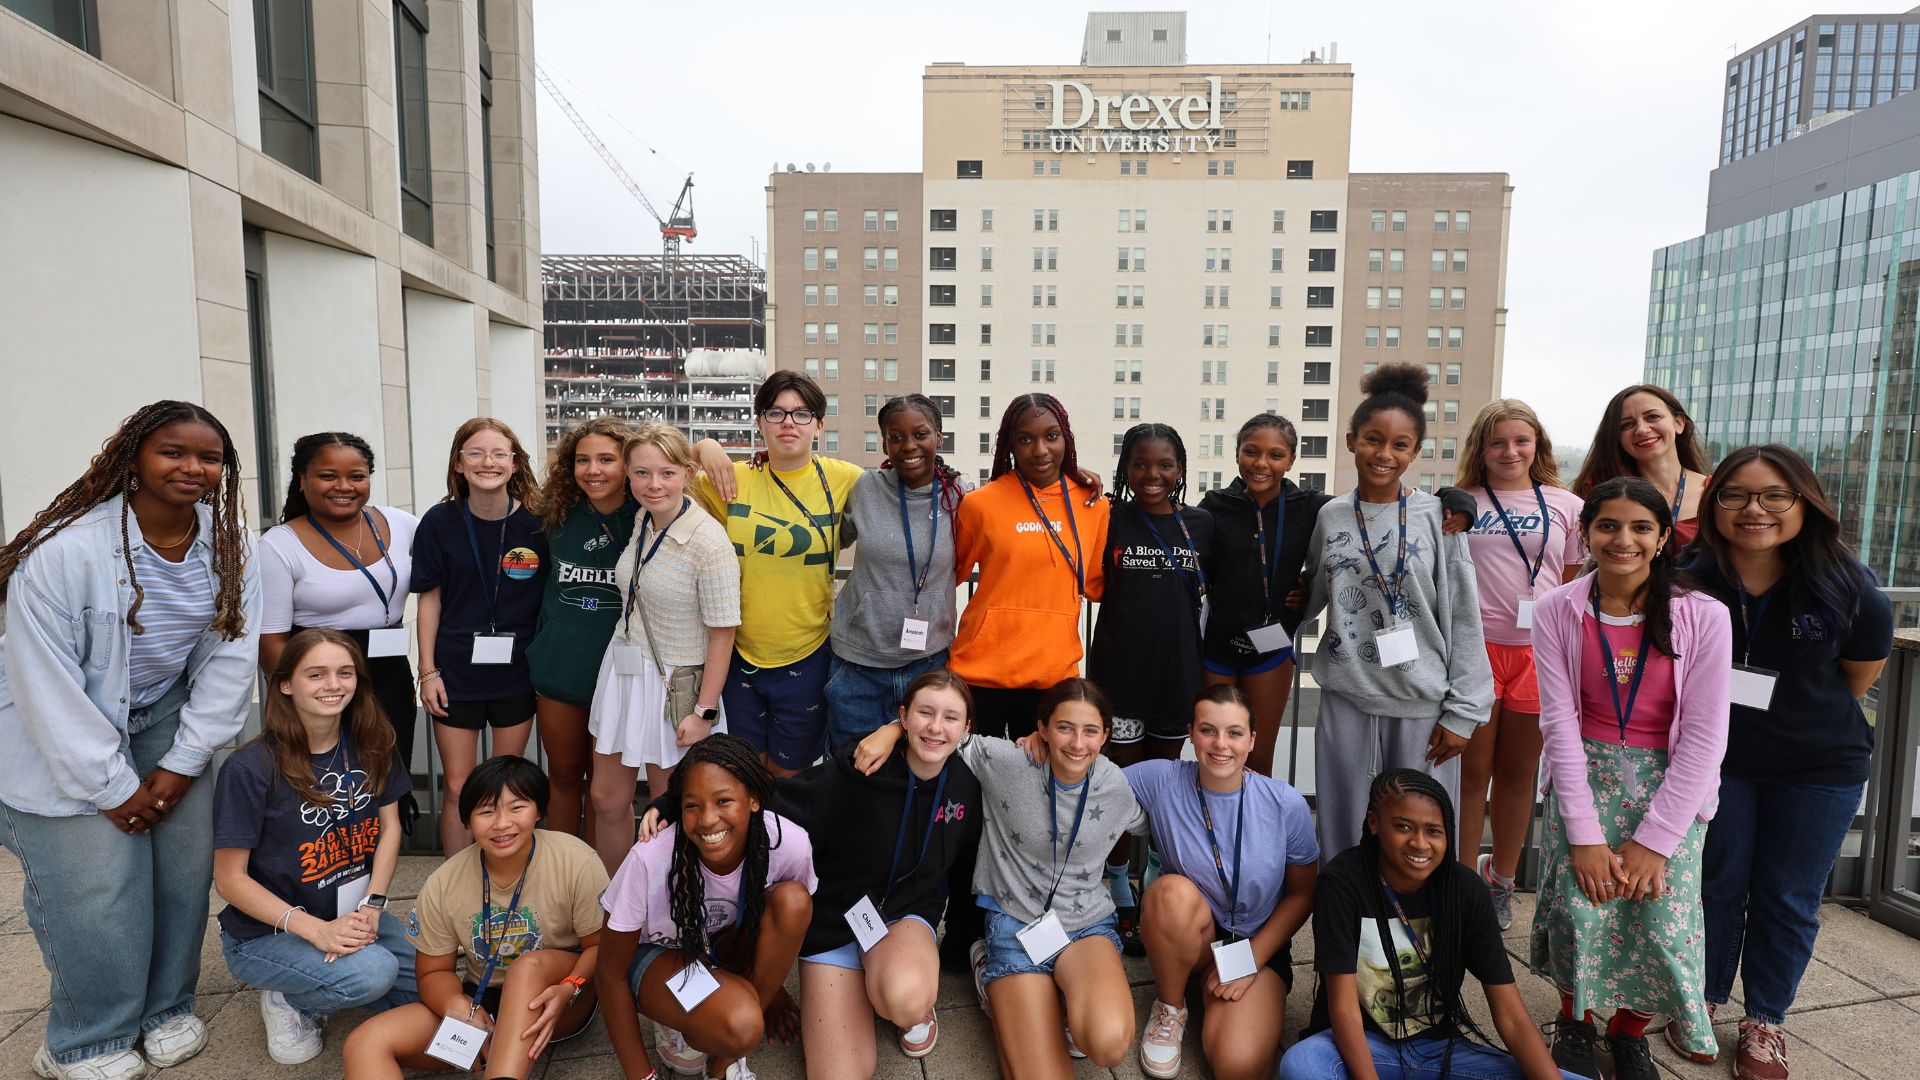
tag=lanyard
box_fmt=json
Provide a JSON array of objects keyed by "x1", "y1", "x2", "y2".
[
  {"x1": 461, "y1": 499, "x2": 514, "y2": 635},
  {"x1": 1484, "y1": 484, "x2": 1550, "y2": 587},
  {"x1": 1140, "y1": 507, "x2": 1208, "y2": 601},
  {"x1": 625, "y1": 499, "x2": 691, "y2": 637},
  {"x1": 473, "y1": 834, "x2": 535, "y2": 1009},
  {"x1": 1195, "y1": 779, "x2": 1246, "y2": 938},
  {"x1": 1735, "y1": 586, "x2": 1773, "y2": 667},
  {"x1": 1671, "y1": 472, "x2": 1687, "y2": 524},
  {"x1": 897, "y1": 475, "x2": 942, "y2": 610},
  {"x1": 310, "y1": 511, "x2": 398, "y2": 620},
  {"x1": 1251, "y1": 494, "x2": 1286, "y2": 621},
  {"x1": 1590, "y1": 587, "x2": 1650, "y2": 745},
  {"x1": 1043, "y1": 774, "x2": 1092, "y2": 910},
  {"x1": 1017, "y1": 474, "x2": 1085, "y2": 597},
  {"x1": 1351, "y1": 489, "x2": 1409, "y2": 619},
  {"x1": 881, "y1": 764, "x2": 950, "y2": 907},
  {"x1": 769, "y1": 458, "x2": 839, "y2": 580},
  {"x1": 1377, "y1": 877, "x2": 1431, "y2": 976},
  {"x1": 586, "y1": 502, "x2": 628, "y2": 567},
  {"x1": 699, "y1": 872, "x2": 752, "y2": 967}
]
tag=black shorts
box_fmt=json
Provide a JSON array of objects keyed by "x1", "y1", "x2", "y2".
[{"x1": 439, "y1": 691, "x2": 538, "y2": 731}]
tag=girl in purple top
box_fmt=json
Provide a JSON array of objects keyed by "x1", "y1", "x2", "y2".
[{"x1": 1528, "y1": 477, "x2": 1731, "y2": 1080}]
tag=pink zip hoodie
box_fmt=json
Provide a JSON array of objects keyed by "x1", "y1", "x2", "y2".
[{"x1": 1534, "y1": 570, "x2": 1732, "y2": 858}]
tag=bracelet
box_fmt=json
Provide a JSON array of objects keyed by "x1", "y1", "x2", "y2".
[
  {"x1": 274, "y1": 905, "x2": 306, "y2": 934},
  {"x1": 418, "y1": 669, "x2": 441, "y2": 684},
  {"x1": 562, "y1": 974, "x2": 589, "y2": 1005}
]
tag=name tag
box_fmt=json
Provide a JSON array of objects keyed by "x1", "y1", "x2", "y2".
[
  {"x1": 335, "y1": 873, "x2": 370, "y2": 915},
  {"x1": 1016, "y1": 909, "x2": 1071, "y2": 965},
  {"x1": 1514, "y1": 598, "x2": 1536, "y2": 630},
  {"x1": 367, "y1": 627, "x2": 410, "y2": 658},
  {"x1": 844, "y1": 895, "x2": 890, "y2": 952},
  {"x1": 611, "y1": 644, "x2": 651, "y2": 675},
  {"x1": 668, "y1": 959, "x2": 721, "y2": 1011},
  {"x1": 1729, "y1": 663, "x2": 1780, "y2": 711},
  {"x1": 1198, "y1": 596, "x2": 1211, "y2": 637},
  {"x1": 472, "y1": 633, "x2": 515, "y2": 665},
  {"x1": 1375, "y1": 624, "x2": 1420, "y2": 667},
  {"x1": 427, "y1": 1014, "x2": 487, "y2": 1070},
  {"x1": 1246, "y1": 621, "x2": 1292, "y2": 654},
  {"x1": 899, "y1": 617, "x2": 930, "y2": 652},
  {"x1": 1211, "y1": 936, "x2": 1258, "y2": 983}
]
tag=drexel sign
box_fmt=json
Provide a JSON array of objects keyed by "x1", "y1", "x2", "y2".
[{"x1": 1044, "y1": 75, "x2": 1224, "y2": 153}]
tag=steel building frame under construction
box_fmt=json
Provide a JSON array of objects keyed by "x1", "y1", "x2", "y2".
[{"x1": 542, "y1": 254, "x2": 768, "y2": 451}]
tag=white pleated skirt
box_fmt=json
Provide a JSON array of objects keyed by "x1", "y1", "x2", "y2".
[{"x1": 588, "y1": 647, "x2": 726, "y2": 769}]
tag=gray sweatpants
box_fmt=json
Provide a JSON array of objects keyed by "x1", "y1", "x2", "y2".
[{"x1": 1313, "y1": 689, "x2": 1461, "y2": 860}]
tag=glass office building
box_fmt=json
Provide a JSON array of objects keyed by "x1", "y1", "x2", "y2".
[{"x1": 1722, "y1": 16, "x2": 1920, "y2": 165}]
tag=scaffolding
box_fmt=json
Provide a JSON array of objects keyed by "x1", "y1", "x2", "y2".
[{"x1": 542, "y1": 254, "x2": 767, "y2": 452}]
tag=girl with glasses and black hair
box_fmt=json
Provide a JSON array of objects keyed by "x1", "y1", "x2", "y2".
[{"x1": 1682, "y1": 445, "x2": 1892, "y2": 1080}]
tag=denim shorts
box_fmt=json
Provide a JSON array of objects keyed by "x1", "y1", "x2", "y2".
[
  {"x1": 800, "y1": 914, "x2": 935, "y2": 971},
  {"x1": 978, "y1": 908, "x2": 1121, "y2": 984},
  {"x1": 822, "y1": 650, "x2": 950, "y2": 752},
  {"x1": 626, "y1": 942, "x2": 673, "y2": 997}
]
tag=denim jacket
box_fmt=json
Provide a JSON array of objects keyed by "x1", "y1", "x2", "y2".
[{"x1": 0, "y1": 496, "x2": 261, "y2": 817}]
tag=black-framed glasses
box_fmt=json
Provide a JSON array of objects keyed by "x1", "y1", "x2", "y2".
[
  {"x1": 762, "y1": 407, "x2": 818, "y2": 426},
  {"x1": 1714, "y1": 487, "x2": 1801, "y2": 512}
]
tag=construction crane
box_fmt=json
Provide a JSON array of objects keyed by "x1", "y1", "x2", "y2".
[{"x1": 535, "y1": 64, "x2": 696, "y2": 255}]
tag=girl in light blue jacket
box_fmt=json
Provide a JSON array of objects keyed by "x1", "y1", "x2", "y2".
[{"x1": 0, "y1": 400, "x2": 260, "y2": 1080}]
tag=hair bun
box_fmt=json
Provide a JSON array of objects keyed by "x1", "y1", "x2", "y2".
[{"x1": 1359, "y1": 362, "x2": 1430, "y2": 405}]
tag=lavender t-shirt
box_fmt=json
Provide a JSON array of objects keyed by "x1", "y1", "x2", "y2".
[
  {"x1": 601, "y1": 811, "x2": 817, "y2": 947},
  {"x1": 1464, "y1": 486, "x2": 1586, "y2": 645},
  {"x1": 1123, "y1": 760, "x2": 1318, "y2": 936}
]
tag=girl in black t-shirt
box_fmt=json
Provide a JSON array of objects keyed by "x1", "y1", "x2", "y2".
[{"x1": 1281, "y1": 770, "x2": 1569, "y2": 1080}]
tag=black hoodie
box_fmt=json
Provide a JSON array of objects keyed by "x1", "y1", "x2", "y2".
[{"x1": 1198, "y1": 478, "x2": 1330, "y2": 665}]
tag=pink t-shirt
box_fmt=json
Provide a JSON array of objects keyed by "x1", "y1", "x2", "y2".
[
  {"x1": 601, "y1": 811, "x2": 817, "y2": 947},
  {"x1": 1464, "y1": 485, "x2": 1586, "y2": 645},
  {"x1": 1578, "y1": 612, "x2": 1677, "y2": 749}
]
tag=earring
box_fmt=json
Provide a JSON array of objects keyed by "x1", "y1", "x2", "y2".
[{"x1": 128, "y1": 476, "x2": 140, "y2": 493}]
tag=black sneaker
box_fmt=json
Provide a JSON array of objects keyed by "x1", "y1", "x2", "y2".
[
  {"x1": 1546, "y1": 1017, "x2": 1601, "y2": 1079},
  {"x1": 1116, "y1": 905, "x2": 1146, "y2": 957},
  {"x1": 1607, "y1": 1030, "x2": 1659, "y2": 1080}
]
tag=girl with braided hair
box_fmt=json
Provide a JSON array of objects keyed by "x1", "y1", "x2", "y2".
[
  {"x1": 597, "y1": 734, "x2": 816, "y2": 1080},
  {"x1": 0, "y1": 400, "x2": 260, "y2": 1079},
  {"x1": 1279, "y1": 770, "x2": 1572, "y2": 1080}
]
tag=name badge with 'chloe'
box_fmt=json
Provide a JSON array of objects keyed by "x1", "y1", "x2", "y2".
[{"x1": 844, "y1": 895, "x2": 889, "y2": 952}]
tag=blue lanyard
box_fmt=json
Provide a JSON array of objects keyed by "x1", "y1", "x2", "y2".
[
  {"x1": 624, "y1": 499, "x2": 691, "y2": 637},
  {"x1": 1671, "y1": 472, "x2": 1687, "y2": 524},
  {"x1": 1195, "y1": 778, "x2": 1246, "y2": 938},
  {"x1": 897, "y1": 475, "x2": 941, "y2": 610},
  {"x1": 1590, "y1": 587, "x2": 1650, "y2": 745},
  {"x1": 1018, "y1": 473, "x2": 1085, "y2": 598},
  {"x1": 1351, "y1": 489, "x2": 1409, "y2": 618},
  {"x1": 1484, "y1": 484, "x2": 1550, "y2": 587},
  {"x1": 473, "y1": 834, "x2": 534, "y2": 1010},
  {"x1": 1377, "y1": 876, "x2": 1430, "y2": 976},
  {"x1": 461, "y1": 499, "x2": 514, "y2": 635},
  {"x1": 309, "y1": 510, "x2": 397, "y2": 620},
  {"x1": 1139, "y1": 507, "x2": 1208, "y2": 601},
  {"x1": 1735, "y1": 586, "x2": 1773, "y2": 667},
  {"x1": 585, "y1": 502, "x2": 629, "y2": 568},
  {"x1": 769, "y1": 458, "x2": 839, "y2": 579},
  {"x1": 1043, "y1": 774, "x2": 1092, "y2": 910},
  {"x1": 1251, "y1": 494, "x2": 1286, "y2": 621},
  {"x1": 881, "y1": 763, "x2": 949, "y2": 907}
]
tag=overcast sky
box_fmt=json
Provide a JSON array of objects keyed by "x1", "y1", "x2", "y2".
[{"x1": 534, "y1": 0, "x2": 1903, "y2": 450}]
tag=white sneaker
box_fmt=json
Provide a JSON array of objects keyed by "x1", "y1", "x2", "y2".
[
  {"x1": 1065, "y1": 1027, "x2": 1087, "y2": 1059},
  {"x1": 140, "y1": 1015, "x2": 207, "y2": 1068},
  {"x1": 258, "y1": 991, "x2": 323, "y2": 1065},
  {"x1": 899, "y1": 1010, "x2": 938, "y2": 1058},
  {"x1": 968, "y1": 938, "x2": 992, "y2": 1018},
  {"x1": 1138, "y1": 999, "x2": 1189, "y2": 1078},
  {"x1": 655, "y1": 1022, "x2": 709, "y2": 1076},
  {"x1": 31, "y1": 1045, "x2": 149, "y2": 1080},
  {"x1": 712, "y1": 1058, "x2": 756, "y2": 1080}
]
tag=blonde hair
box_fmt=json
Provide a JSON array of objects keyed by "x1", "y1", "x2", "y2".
[
  {"x1": 1455, "y1": 399, "x2": 1561, "y2": 489},
  {"x1": 621, "y1": 422, "x2": 699, "y2": 472}
]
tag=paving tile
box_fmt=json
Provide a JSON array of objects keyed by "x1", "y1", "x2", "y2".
[
  {"x1": 0, "y1": 934, "x2": 52, "y2": 1012},
  {"x1": 1724, "y1": 956, "x2": 1881, "y2": 1019},
  {"x1": 0, "y1": 1009, "x2": 42, "y2": 1044},
  {"x1": 195, "y1": 915, "x2": 244, "y2": 996},
  {"x1": 387, "y1": 855, "x2": 442, "y2": 901},
  {"x1": 916, "y1": 1003, "x2": 992, "y2": 1080},
  {"x1": 0, "y1": 1008, "x2": 48, "y2": 1077},
  {"x1": 1805, "y1": 907, "x2": 1920, "y2": 996},
  {"x1": 1786, "y1": 999, "x2": 1920, "y2": 1080}
]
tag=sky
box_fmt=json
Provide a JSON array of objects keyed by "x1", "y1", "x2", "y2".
[{"x1": 533, "y1": 0, "x2": 1907, "y2": 449}]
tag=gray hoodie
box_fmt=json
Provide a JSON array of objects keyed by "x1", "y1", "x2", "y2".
[{"x1": 831, "y1": 468, "x2": 969, "y2": 668}]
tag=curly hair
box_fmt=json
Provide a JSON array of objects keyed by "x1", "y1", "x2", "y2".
[
  {"x1": 0, "y1": 400, "x2": 249, "y2": 638},
  {"x1": 256, "y1": 629, "x2": 395, "y2": 808},
  {"x1": 1349, "y1": 363, "x2": 1431, "y2": 444},
  {"x1": 281, "y1": 432, "x2": 376, "y2": 524},
  {"x1": 988, "y1": 393, "x2": 1080, "y2": 485},
  {"x1": 664, "y1": 734, "x2": 784, "y2": 968},
  {"x1": 536, "y1": 416, "x2": 633, "y2": 532},
  {"x1": 443, "y1": 418, "x2": 536, "y2": 506}
]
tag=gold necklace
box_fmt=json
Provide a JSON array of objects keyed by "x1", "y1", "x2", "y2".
[{"x1": 144, "y1": 517, "x2": 197, "y2": 549}]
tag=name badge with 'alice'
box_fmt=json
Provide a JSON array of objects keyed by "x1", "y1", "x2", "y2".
[
  {"x1": 1016, "y1": 909, "x2": 1071, "y2": 965},
  {"x1": 427, "y1": 1014, "x2": 486, "y2": 1070}
]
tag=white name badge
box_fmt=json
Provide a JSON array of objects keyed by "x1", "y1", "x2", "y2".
[
  {"x1": 611, "y1": 644, "x2": 651, "y2": 675},
  {"x1": 1198, "y1": 596, "x2": 1211, "y2": 637},
  {"x1": 899, "y1": 617, "x2": 930, "y2": 652},
  {"x1": 1016, "y1": 909, "x2": 1071, "y2": 965},
  {"x1": 1729, "y1": 663, "x2": 1780, "y2": 711},
  {"x1": 668, "y1": 958, "x2": 721, "y2": 1011},
  {"x1": 844, "y1": 895, "x2": 890, "y2": 952},
  {"x1": 1514, "y1": 598, "x2": 1536, "y2": 630},
  {"x1": 367, "y1": 627, "x2": 410, "y2": 658},
  {"x1": 426, "y1": 1014, "x2": 487, "y2": 1070},
  {"x1": 335, "y1": 873, "x2": 370, "y2": 915},
  {"x1": 1246, "y1": 621, "x2": 1292, "y2": 654},
  {"x1": 1375, "y1": 624, "x2": 1420, "y2": 667},
  {"x1": 1211, "y1": 937, "x2": 1258, "y2": 983},
  {"x1": 472, "y1": 633, "x2": 515, "y2": 665}
]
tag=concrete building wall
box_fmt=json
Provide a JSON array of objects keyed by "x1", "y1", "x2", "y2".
[
  {"x1": 488, "y1": 321, "x2": 542, "y2": 476},
  {"x1": 402, "y1": 288, "x2": 482, "y2": 509}
]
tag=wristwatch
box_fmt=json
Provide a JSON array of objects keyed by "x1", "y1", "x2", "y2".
[
  {"x1": 698, "y1": 705, "x2": 720, "y2": 722},
  {"x1": 358, "y1": 893, "x2": 389, "y2": 911}
]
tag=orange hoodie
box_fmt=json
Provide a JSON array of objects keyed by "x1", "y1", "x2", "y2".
[{"x1": 948, "y1": 473, "x2": 1109, "y2": 690}]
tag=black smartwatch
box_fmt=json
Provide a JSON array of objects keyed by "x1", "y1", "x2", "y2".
[
  {"x1": 359, "y1": 893, "x2": 389, "y2": 911},
  {"x1": 698, "y1": 706, "x2": 720, "y2": 722}
]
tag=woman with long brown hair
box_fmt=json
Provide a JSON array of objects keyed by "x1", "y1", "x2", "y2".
[
  {"x1": 213, "y1": 629, "x2": 416, "y2": 1065},
  {"x1": 0, "y1": 400, "x2": 258, "y2": 1080},
  {"x1": 1572, "y1": 384, "x2": 1712, "y2": 550}
]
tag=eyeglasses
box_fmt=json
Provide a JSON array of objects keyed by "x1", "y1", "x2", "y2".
[
  {"x1": 460, "y1": 450, "x2": 516, "y2": 464},
  {"x1": 1714, "y1": 487, "x2": 1801, "y2": 512},
  {"x1": 762, "y1": 408, "x2": 818, "y2": 426}
]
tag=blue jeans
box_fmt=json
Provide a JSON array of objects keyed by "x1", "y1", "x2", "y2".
[
  {"x1": 1703, "y1": 775, "x2": 1862, "y2": 1024},
  {"x1": 221, "y1": 911, "x2": 419, "y2": 1018},
  {"x1": 1278, "y1": 1029, "x2": 1583, "y2": 1079},
  {"x1": 822, "y1": 649, "x2": 950, "y2": 752},
  {"x1": 0, "y1": 679, "x2": 213, "y2": 1064}
]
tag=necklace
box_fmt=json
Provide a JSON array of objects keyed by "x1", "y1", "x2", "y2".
[{"x1": 142, "y1": 516, "x2": 198, "y2": 549}]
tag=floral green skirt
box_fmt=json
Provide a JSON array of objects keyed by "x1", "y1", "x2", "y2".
[{"x1": 1529, "y1": 738, "x2": 1715, "y2": 1056}]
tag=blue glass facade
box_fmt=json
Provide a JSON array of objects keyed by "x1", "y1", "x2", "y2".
[
  {"x1": 1723, "y1": 18, "x2": 1920, "y2": 165},
  {"x1": 1645, "y1": 173, "x2": 1920, "y2": 586}
]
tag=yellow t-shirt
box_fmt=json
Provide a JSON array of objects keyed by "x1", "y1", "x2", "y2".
[
  {"x1": 405, "y1": 829, "x2": 608, "y2": 988},
  {"x1": 693, "y1": 455, "x2": 864, "y2": 667}
]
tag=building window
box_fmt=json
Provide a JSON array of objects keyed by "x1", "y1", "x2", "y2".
[
  {"x1": 957, "y1": 160, "x2": 983, "y2": 179},
  {"x1": 1432, "y1": 210, "x2": 1448, "y2": 233},
  {"x1": 1303, "y1": 361, "x2": 1331, "y2": 384},
  {"x1": 1370, "y1": 210, "x2": 1386, "y2": 232},
  {"x1": 863, "y1": 285, "x2": 878, "y2": 306},
  {"x1": 1367, "y1": 287, "x2": 1381, "y2": 310},
  {"x1": 980, "y1": 395, "x2": 993, "y2": 417},
  {"x1": 1443, "y1": 400, "x2": 1459, "y2": 424},
  {"x1": 1272, "y1": 210, "x2": 1286, "y2": 233},
  {"x1": 1390, "y1": 210, "x2": 1407, "y2": 232},
  {"x1": 825, "y1": 395, "x2": 839, "y2": 417},
  {"x1": 1386, "y1": 287, "x2": 1401, "y2": 309},
  {"x1": 1454, "y1": 211, "x2": 1471, "y2": 233},
  {"x1": 1268, "y1": 326, "x2": 1282, "y2": 347},
  {"x1": 1385, "y1": 327, "x2": 1400, "y2": 348},
  {"x1": 823, "y1": 323, "x2": 839, "y2": 344},
  {"x1": 884, "y1": 247, "x2": 900, "y2": 271},
  {"x1": 1427, "y1": 326, "x2": 1443, "y2": 348},
  {"x1": 256, "y1": 0, "x2": 318, "y2": 179},
  {"x1": 1445, "y1": 362, "x2": 1461, "y2": 385},
  {"x1": 930, "y1": 209, "x2": 956, "y2": 231},
  {"x1": 1364, "y1": 327, "x2": 1380, "y2": 348},
  {"x1": 823, "y1": 209, "x2": 837, "y2": 230},
  {"x1": 1389, "y1": 250, "x2": 1405, "y2": 272},
  {"x1": 864, "y1": 210, "x2": 879, "y2": 231},
  {"x1": 864, "y1": 394, "x2": 879, "y2": 417},
  {"x1": 884, "y1": 210, "x2": 899, "y2": 231},
  {"x1": 1368, "y1": 249, "x2": 1384, "y2": 272},
  {"x1": 1447, "y1": 326, "x2": 1463, "y2": 349},
  {"x1": 930, "y1": 284, "x2": 955, "y2": 306},
  {"x1": 1429, "y1": 287, "x2": 1444, "y2": 309},
  {"x1": 1452, "y1": 249, "x2": 1468, "y2": 272},
  {"x1": 984, "y1": 433, "x2": 996, "y2": 453},
  {"x1": 980, "y1": 360, "x2": 993, "y2": 383},
  {"x1": 980, "y1": 324, "x2": 992, "y2": 344},
  {"x1": 804, "y1": 248, "x2": 819, "y2": 271},
  {"x1": 930, "y1": 358, "x2": 955, "y2": 381},
  {"x1": 1299, "y1": 436, "x2": 1328, "y2": 458},
  {"x1": 1033, "y1": 208, "x2": 1060, "y2": 231},
  {"x1": 981, "y1": 208, "x2": 994, "y2": 231},
  {"x1": 980, "y1": 284, "x2": 993, "y2": 307},
  {"x1": 803, "y1": 210, "x2": 818, "y2": 231},
  {"x1": 1307, "y1": 249, "x2": 1336, "y2": 272},
  {"x1": 823, "y1": 284, "x2": 838, "y2": 306},
  {"x1": 929, "y1": 248, "x2": 955, "y2": 271},
  {"x1": 804, "y1": 285, "x2": 819, "y2": 306},
  {"x1": 1301, "y1": 399, "x2": 1330, "y2": 422},
  {"x1": 1310, "y1": 209, "x2": 1339, "y2": 232},
  {"x1": 864, "y1": 358, "x2": 878, "y2": 380},
  {"x1": 883, "y1": 285, "x2": 899, "y2": 306},
  {"x1": 1450, "y1": 287, "x2": 1466, "y2": 309},
  {"x1": 1441, "y1": 437, "x2": 1457, "y2": 460},
  {"x1": 863, "y1": 432, "x2": 878, "y2": 454},
  {"x1": 1433, "y1": 249, "x2": 1448, "y2": 273},
  {"x1": 1305, "y1": 326, "x2": 1333, "y2": 347},
  {"x1": 1268, "y1": 286, "x2": 1283, "y2": 309},
  {"x1": 932, "y1": 395, "x2": 955, "y2": 418},
  {"x1": 393, "y1": 0, "x2": 433, "y2": 243},
  {"x1": 884, "y1": 359, "x2": 898, "y2": 380},
  {"x1": 823, "y1": 247, "x2": 838, "y2": 269},
  {"x1": 1270, "y1": 248, "x2": 1284, "y2": 272},
  {"x1": 1286, "y1": 160, "x2": 1314, "y2": 179},
  {"x1": 981, "y1": 247, "x2": 994, "y2": 270},
  {"x1": 929, "y1": 324, "x2": 952, "y2": 345}
]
